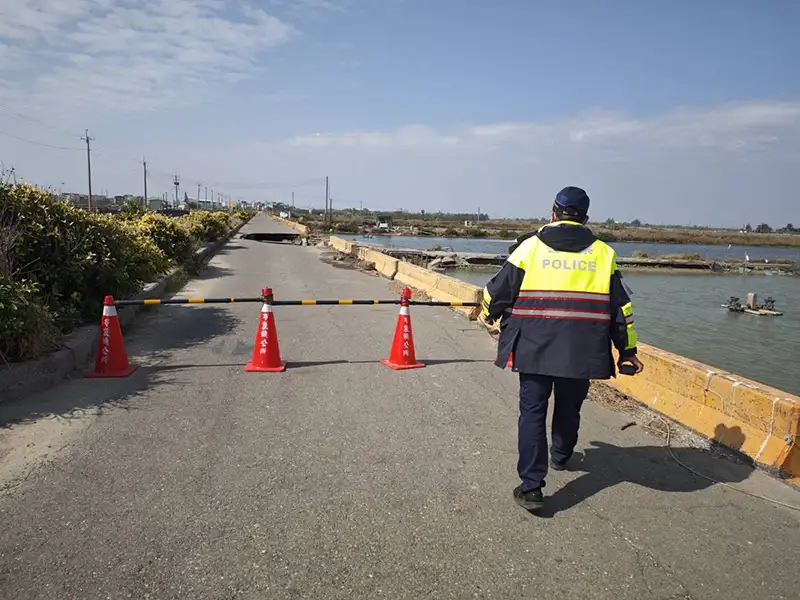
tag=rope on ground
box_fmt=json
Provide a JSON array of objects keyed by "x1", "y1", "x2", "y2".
[{"x1": 658, "y1": 415, "x2": 800, "y2": 512}]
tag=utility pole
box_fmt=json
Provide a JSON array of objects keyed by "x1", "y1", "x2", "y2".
[
  {"x1": 210, "y1": 189, "x2": 214, "y2": 209},
  {"x1": 325, "y1": 176, "x2": 329, "y2": 225},
  {"x1": 204, "y1": 186, "x2": 208, "y2": 204},
  {"x1": 142, "y1": 157, "x2": 148, "y2": 207},
  {"x1": 197, "y1": 183, "x2": 201, "y2": 203},
  {"x1": 81, "y1": 129, "x2": 95, "y2": 211},
  {"x1": 477, "y1": 206, "x2": 480, "y2": 223},
  {"x1": 173, "y1": 174, "x2": 180, "y2": 206},
  {"x1": 292, "y1": 191, "x2": 294, "y2": 208}
]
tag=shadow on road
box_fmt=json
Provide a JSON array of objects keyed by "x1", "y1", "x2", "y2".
[
  {"x1": 189, "y1": 264, "x2": 236, "y2": 282},
  {"x1": 533, "y1": 424, "x2": 754, "y2": 518},
  {"x1": 0, "y1": 307, "x2": 240, "y2": 429},
  {"x1": 137, "y1": 357, "x2": 494, "y2": 372}
]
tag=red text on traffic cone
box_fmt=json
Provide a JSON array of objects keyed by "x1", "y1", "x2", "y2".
[
  {"x1": 85, "y1": 296, "x2": 139, "y2": 378},
  {"x1": 245, "y1": 288, "x2": 287, "y2": 373},
  {"x1": 380, "y1": 287, "x2": 424, "y2": 370}
]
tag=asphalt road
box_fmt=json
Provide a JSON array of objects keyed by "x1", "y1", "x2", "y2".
[{"x1": 1, "y1": 214, "x2": 798, "y2": 600}]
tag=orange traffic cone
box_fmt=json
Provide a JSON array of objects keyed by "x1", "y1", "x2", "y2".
[
  {"x1": 85, "y1": 296, "x2": 139, "y2": 378},
  {"x1": 245, "y1": 288, "x2": 286, "y2": 372},
  {"x1": 494, "y1": 352, "x2": 514, "y2": 368},
  {"x1": 381, "y1": 287, "x2": 425, "y2": 370}
]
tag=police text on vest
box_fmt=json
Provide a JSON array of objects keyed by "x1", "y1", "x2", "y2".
[{"x1": 541, "y1": 259, "x2": 597, "y2": 271}]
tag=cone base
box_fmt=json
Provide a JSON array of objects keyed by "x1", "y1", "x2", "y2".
[
  {"x1": 85, "y1": 363, "x2": 140, "y2": 378},
  {"x1": 380, "y1": 358, "x2": 425, "y2": 370},
  {"x1": 244, "y1": 360, "x2": 287, "y2": 373}
]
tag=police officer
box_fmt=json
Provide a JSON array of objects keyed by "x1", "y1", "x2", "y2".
[{"x1": 481, "y1": 186, "x2": 643, "y2": 511}]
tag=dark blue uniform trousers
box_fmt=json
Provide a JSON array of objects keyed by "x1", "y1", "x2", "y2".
[{"x1": 518, "y1": 373, "x2": 591, "y2": 492}]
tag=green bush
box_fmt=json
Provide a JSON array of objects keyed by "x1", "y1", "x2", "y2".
[
  {"x1": 133, "y1": 213, "x2": 196, "y2": 262},
  {"x1": 234, "y1": 208, "x2": 256, "y2": 221},
  {"x1": 2, "y1": 184, "x2": 170, "y2": 328},
  {"x1": 180, "y1": 211, "x2": 230, "y2": 242},
  {"x1": 0, "y1": 184, "x2": 240, "y2": 362},
  {"x1": 0, "y1": 278, "x2": 58, "y2": 362},
  {"x1": 596, "y1": 231, "x2": 617, "y2": 243}
]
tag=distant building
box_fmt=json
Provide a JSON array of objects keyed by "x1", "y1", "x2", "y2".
[{"x1": 377, "y1": 215, "x2": 393, "y2": 230}]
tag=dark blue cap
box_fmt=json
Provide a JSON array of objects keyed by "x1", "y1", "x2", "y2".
[{"x1": 554, "y1": 186, "x2": 590, "y2": 214}]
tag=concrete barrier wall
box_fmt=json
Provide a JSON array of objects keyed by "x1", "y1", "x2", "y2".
[
  {"x1": 270, "y1": 215, "x2": 309, "y2": 235},
  {"x1": 325, "y1": 236, "x2": 800, "y2": 484},
  {"x1": 329, "y1": 236, "x2": 349, "y2": 253},
  {"x1": 608, "y1": 344, "x2": 799, "y2": 485},
  {"x1": 395, "y1": 261, "x2": 442, "y2": 293},
  {"x1": 357, "y1": 247, "x2": 399, "y2": 279}
]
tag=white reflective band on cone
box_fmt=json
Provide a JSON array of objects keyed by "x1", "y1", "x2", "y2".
[
  {"x1": 102, "y1": 305, "x2": 117, "y2": 317},
  {"x1": 400, "y1": 306, "x2": 409, "y2": 316}
]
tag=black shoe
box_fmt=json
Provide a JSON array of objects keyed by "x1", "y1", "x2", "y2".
[
  {"x1": 550, "y1": 457, "x2": 567, "y2": 471},
  {"x1": 513, "y1": 486, "x2": 544, "y2": 511}
]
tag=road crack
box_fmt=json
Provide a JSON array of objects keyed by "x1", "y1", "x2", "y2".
[{"x1": 590, "y1": 510, "x2": 695, "y2": 600}]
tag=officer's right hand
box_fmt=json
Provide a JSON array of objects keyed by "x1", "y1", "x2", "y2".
[{"x1": 618, "y1": 355, "x2": 644, "y2": 374}]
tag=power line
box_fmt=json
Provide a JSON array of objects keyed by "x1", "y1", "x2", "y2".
[
  {"x1": 0, "y1": 104, "x2": 83, "y2": 138},
  {"x1": 0, "y1": 128, "x2": 83, "y2": 151},
  {"x1": 0, "y1": 104, "x2": 327, "y2": 201}
]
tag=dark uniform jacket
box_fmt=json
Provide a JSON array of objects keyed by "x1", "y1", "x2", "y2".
[{"x1": 484, "y1": 222, "x2": 637, "y2": 380}]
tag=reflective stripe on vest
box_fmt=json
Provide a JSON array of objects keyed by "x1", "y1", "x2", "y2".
[{"x1": 510, "y1": 235, "x2": 616, "y2": 322}]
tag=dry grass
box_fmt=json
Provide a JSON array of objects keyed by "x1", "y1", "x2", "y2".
[{"x1": 294, "y1": 214, "x2": 800, "y2": 248}]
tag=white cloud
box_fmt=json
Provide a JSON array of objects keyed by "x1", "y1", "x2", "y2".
[
  {"x1": 267, "y1": 0, "x2": 354, "y2": 15},
  {"x1": 257, "y1": 100, "x2": 800, "y2": 225},
  {"x1": 285, "y1": 101, "x2": 800, "y2": 154},
  {"x1": 1, "y1": 58, "x2": 799, "y2": 230},
  {"x1": 0, "y1": 0, "x2": 296, "y2": 117}
]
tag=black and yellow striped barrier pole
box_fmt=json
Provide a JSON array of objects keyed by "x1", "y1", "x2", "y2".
[
  {"x1": 115, "y1": 297, "x2": 480, "y2": 307},
  {"x1": 272, "y1": 299, "x2": 479, "y2": 307},
  {"x1": 115, "y1": 297, "x2": 263, "y2": 306},
  {"x1": 113, "y1": 286, "x2": 479, "y2": 308}
]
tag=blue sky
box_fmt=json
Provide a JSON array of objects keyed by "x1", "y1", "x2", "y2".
[{"x1": 0, "y1": 0, "x2": 798, "y2": 227}]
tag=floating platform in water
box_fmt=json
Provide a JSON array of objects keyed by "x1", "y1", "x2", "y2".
[
  {"x1": 721, "y1": 294, "x2": 784, "y2": 316},
  {"x1": 720, "y1": 305, "x2": 783, "y2": 316}
]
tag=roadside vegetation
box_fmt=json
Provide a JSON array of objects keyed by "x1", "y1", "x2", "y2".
[{"x1": 0, "y1": 182, "x2": 255, "y2": 362}]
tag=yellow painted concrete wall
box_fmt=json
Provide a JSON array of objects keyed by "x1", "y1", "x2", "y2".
[
  {"x1": 332, "y1": 238, "x2": 352, "y2": 253},
  {"x1": 325, "y1": 236, "x2": 800, "y2": 484},
  {"x1": 357, "y1": 247, "x2": 399, "y2": 279},
  {"x1": 607, "y1": 343, "x2": 799, "y2": 485},
  {"x1": 395, "y1": 261, "x2": 442, "y2": 293},
  {"x1": 270, "y1": 215, "x2": 309, "y2": 235}
]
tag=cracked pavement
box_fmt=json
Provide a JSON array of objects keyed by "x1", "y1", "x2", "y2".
[{"x1": 1, "y1": 214, "x2": 798, "y2": 599}]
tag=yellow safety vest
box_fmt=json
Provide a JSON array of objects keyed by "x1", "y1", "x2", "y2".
[
  {"x1": 512, "y1": 224, "x2": 616, "y2": 323},
  {"x1": 483, "y1": 221, "x2": 637, "y2": 348},
  {"x1": 482, "y1": 222, "x2": 638, "y2": 377}
]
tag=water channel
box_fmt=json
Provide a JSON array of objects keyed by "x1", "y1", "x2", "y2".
[{"x1": 353, "y1": 235, "x2": 800, "y2": 395}]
